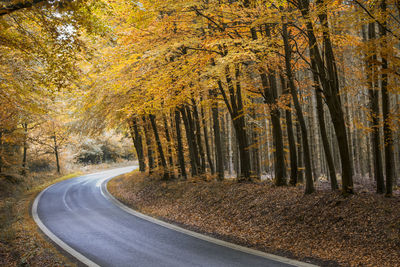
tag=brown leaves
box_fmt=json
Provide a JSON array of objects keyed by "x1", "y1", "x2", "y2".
[{"x1": 109, "y1": 172, "x2": 400, "y2": 267}]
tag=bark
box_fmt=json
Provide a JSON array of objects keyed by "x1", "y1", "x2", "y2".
[
  {"x1": 180, "y1": 106, "x2": 198, "y2": 176},
  {"x1": 210, "y1": 89, "x2": 224, "y2": 180},
  {"x1": 315, "y1": 83, "x2": 339, "y2": 190},
  {"x1": 53, "y1": 133, "x2": 60, "y2": 174},
  {"x1": 149, "y1": 114, "x2": 170, "y2": 180},
  {"x1": 200, "y1": 102, "x2": 215, "y2": 174},
  {"x1": 174, "y1": 110, "x2": 187, "y2": 179},
  {"x1": 254, "y1": 25, "x2": 286, "y2": 185},
  {"x1": 129, "y1": 118, "x2": 146, "y2": 172},
  {"x1": 296, "y1": 121, "x2": 304, "y2": 183},
  {"x1": 282, "y1": 21, "x2": 314, "y2": 193},
  {"x1": 191, "y1": 98, "x2": 206, "y2": 174},
  {"x1": 185, "y1": 105, "x2": 202, "y2": 174},
  {"x1": 379, "y1": 0, "x2": 394, "y2": 196},
  {"x1": 298, "y1": 0, "x2": 354, "y2": 194},
  {"x1": 163, "y1": 115, "x2": 174, "y2": 168},
  {"x1": 21, "y1": 122, "x2": 28, "y2": 175},
  {"x1": 365, "y1": 22, "x2": 385, "y2": 193},
  {"x1": 142, "y1": 116, "x2": 155, "y2": 174},
  {"x1": 217, "y1": 63, "x2": 251, "y2": 181},
  {"x1": 280, "y1": 75, "x2": 298, "y2": 186}
]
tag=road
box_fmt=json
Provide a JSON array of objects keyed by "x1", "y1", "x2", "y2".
[{"x1": 33, "y1": 166, "x2": 314, "y2": 267}]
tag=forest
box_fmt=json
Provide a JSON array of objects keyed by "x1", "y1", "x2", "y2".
[
  {"x1": 0, "y1": 0, "x2": 400, "y2": 265},
  {"x1": 2, "y1": 0, "x2": 398, "y2": 195}
]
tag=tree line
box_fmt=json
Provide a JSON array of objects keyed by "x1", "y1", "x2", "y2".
[
  {"x1": 0, "y1": 0, "x2": 399, "y2": 196},
  {"x1": 81, "y1": 0, "x2": 399, "y2": 196}
]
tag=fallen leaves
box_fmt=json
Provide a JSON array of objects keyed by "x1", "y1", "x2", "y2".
[{"x1": 109, "y1": 172, "x2": 400, "y2": 267}]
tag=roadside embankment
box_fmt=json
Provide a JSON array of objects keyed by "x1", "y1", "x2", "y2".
[{"x1": 108, "y1": 172, "x2": 400, "y2": 267}]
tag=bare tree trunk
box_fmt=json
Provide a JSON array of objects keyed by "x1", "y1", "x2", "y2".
[
  {"x1": 174, "y1": 110, "x2": 187, "y2": 179},
  {"x1": 210, "y1": 89, "x2": 224, "y2": 180},
  {"x1": 365, "y1": 22, "x2": 385, "y2": 193},
  {"x1": 180, "y1": 106, "x2": 198, "y2": 176},
  {"x1": 298, "y1": 0, "x2": 354, "y2": 193},
  {"x1": 149, "y1": 114, "x2": 170, "y2": 180},
  {"x1": 53, "y1": 133, "x2": 60, "y2": 174},
  {"x1": 280, "y1": 75, "x2": 298, "y2": 186},
  {"x1": 21, "y1": 122, "x2": 28, "y2": 175},
  {"x1": 200, "y1": 102, "x2": 215, "y2": 174},
  {"x1": 282, "y1": 21, "x2": 314, "y2": 193},
  {"x1": 379, "y1": 0, "x2": 394, "y2": 196},
  {"x1": 129, "y1": 118, "x2": 146, "y2": 172},
  {"x1": 142, "y1": 116, "x2": 155, "y2": 174},
  {"x1": 191, "y1": 99, "x2": 206, "y2": 174}
]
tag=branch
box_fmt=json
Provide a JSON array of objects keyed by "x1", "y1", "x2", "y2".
[
  {"x1": 0, "y1": 0, "x2": 46, "y2": 16},
  {"x1": 353, "y1": 0, "x2": 400, "y2": 40}
]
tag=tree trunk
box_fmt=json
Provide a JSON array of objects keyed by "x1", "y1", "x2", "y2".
[
  {"x1": 174, "y1": 110, "x2": 187, "y2": 179},
  {"x1": 200, "y1": 102, "x2": 215, "y2": 174},
  {"x1": 129, "y1": 118, "x2": 146, "y2": 172},
  {"x1": 149, "y1": 114, "x2": 170, "y2": 180},
  {"x1": 21, "y1": 122, "x2": 28, "y2": 175},
  {"x1": 280, "y1": 75, "x2": 298, "y2": 186},
  {"x1": 259, "y1": 71, "x2": 287, "y2": 185},
  {"x1": 53, "y1": 133, "x2": 60, "y2": 174},
  {"x1": 210, "y1": 89, "x2": 224, "y2": 180},
  {"x1": 379, "y1": 0, "x2": 394, "y2": 196},
  {"x1": 142, "y1": 116, "x2": 155, "y2": 174},
  {"x1": 217, "y1": 64, "x2": 251, "y2": 181},
  {"x1": 282, "y1": 21, "x2": 314, "y2": 193},
  {"x1": 185, "y1": 105, "x2": 202, "y2": 174},
  {"x1": 298, "y1": 0, "x2": 354, "y2": 193},
  {"x1": 163, "y1": 115, "x2": 174, "y2": 168},
  {"x1": 191, "y1": 99, "x2": 206, "y2": 174},
  {"x1": 365, "y1": 22, "x2": 385, "y2": 193},
  {"x1": 180, "y1": 106, "x2": 198, "y2": 176},
  {"x1": 296, "y1": 121, "x2": 304, "y2": 183}
]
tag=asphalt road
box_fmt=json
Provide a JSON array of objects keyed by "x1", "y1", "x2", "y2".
[{"x1": 34, "y1": 166, "x2": 312, "y2": 267}]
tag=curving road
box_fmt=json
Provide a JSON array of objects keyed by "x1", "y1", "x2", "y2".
[{"x1": 33, "y1": 166, "x2": 315, "y2": 267}]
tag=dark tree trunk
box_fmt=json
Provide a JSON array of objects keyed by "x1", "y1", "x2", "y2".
[
  {"x1": 191, "y1": 99, "x2": 206, "y2": 174},
  {"x1": 216, "y1": 61, "x2": 251, "y2": 181},
  {"x1": 379, "y1": 0, "x2": 394, "y2": 196},
  {"x1": 296, "y1": 121, "x2": 304, "y2": 183},
  {"x1": 53, "y1": 133, "x2": 60, "y2": 174},
  {"x1": 298, "y1": 0, "x2": 354, "y2": 194},
  {"x1": 149, "y1": 114, "x2": 170, "y2": 180},
  {"x1": 142, "y1": 116, "x2": 155, "y2": 174},
  {"x1": 259, "y1": 71, "x2": 287, "y2": 185},
  {"x1": 174, "y1": 110, "x2": 187, "y2": 179},
  {"x1": 21, "y1": 122, "x2": 28, "y2": 175},
  {"x1": 185, "y1": 105, "x2": 202, "y2": 174},
  {"x1": 163, "y1": 115, "x2": 174, "y2": 168},
  {"x1": 180, "y1": 106, "x2": 198, "y2": 176},
  {"x1": 200, "y1": 102, "x2": 215, "y2": 174},
  {"x1": 282, "y1": 21, "x2": 314, "y2": 193},
  {"x1": 315, "y1": 81, "x2": 339, "y2": 190},
  {"x1": 210, "y1": 89, "x2": 224, "y2": 180},
  {"x1": 280, "y1": 76, "x2": 298, "y2": 186},
  {"x1": 365, "y1": 22, "x2": 385, "y2": 193},
  {"x1": 129, "y1": 118, "x2": 146, "y2": 172},
  {"x1": 250, "y1": 99, "x2": 261, "y2": 179}
]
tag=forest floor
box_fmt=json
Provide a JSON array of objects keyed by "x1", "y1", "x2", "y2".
[
  {"x1": 0, "y1": 161, "x2": 136, "y2": 267},
  {"x1": 108, "y1": 171, "x2": 400, "y2": 267}
]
